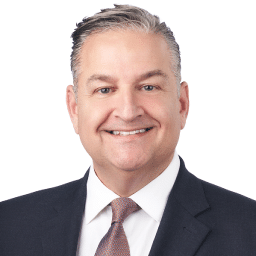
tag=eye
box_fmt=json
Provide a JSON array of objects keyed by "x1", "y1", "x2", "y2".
[
  {"x1": 143, "y1": 85, "x2": 155, "y2": 91},
  {"x1": 98, "y1": 88, "x2": 111, "y2": 94},
  {"x1": 94, "y1": 86, "x2": 116, "y2": 96}
]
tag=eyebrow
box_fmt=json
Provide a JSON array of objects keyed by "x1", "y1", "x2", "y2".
[
  {"x1": 86, "y1": 74, "x2": 116, "y2": 86},
  {"x1": 86, "y1": 69, "x2": 168, "y2": 86},
  {"x1": 137, "y1": 69, "x2": 168, "y2": 82}
]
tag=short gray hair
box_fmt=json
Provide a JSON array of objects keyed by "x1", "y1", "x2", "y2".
[{"x1": 71, "y1": 4, "x2": 181, "y2": 97}]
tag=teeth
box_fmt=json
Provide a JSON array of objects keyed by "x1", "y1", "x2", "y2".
[
  {"x1": 120, "y1": 131, "x2": 130, "y2": 136},
  {"x1": 111, "y1": 128, "x2": 150, "y2": 136}
]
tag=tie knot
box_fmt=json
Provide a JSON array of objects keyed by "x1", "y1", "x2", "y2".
[{"x1": 111, "y1": 198, "x2": 140, "y2": 224}]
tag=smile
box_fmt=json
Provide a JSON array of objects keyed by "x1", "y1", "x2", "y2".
[{"x1": 107, "y1": 127, "x2": 153, "y2": 136}]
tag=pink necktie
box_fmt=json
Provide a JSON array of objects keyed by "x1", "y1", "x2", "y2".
[{"x1": 95, "y1": 197, "x2": 140, "y2": 256}]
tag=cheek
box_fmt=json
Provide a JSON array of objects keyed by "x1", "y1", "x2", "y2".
[
  {"x1": 150, "y1": 100, "x2": 181, "y2": 149},
  {"x1": 145, "y1": 96, "x2": 177, "y2": 125},
  {"x1": 77, "y1": 100, "x2": 110, "y2": 135}
]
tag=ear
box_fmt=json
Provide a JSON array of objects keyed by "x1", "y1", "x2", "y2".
[
  {"x1": 66, "y1": 85, "x2": 79, "y2": 134},
  {"x1": 179, "y1": 81, "x2": 189, "y2": 130}
]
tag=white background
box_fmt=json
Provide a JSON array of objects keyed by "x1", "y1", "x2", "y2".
[{"x1": 0, "y1": 0, "x2": 255, "y2": 202}]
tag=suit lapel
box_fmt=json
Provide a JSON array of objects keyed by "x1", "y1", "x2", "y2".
[
  {"x1": 40, "y1": 158, "x2": 211, "y2": 255},
  {"x1": 41, "y1": 170, "x2": 89, "y2": 256},
  {"x1": 149, "y1": 157, "x2": 211, "y2": 256}
]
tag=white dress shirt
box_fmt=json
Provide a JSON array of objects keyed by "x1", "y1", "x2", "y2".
[{"x1": 77, "y1": 151, "x2": 180, "y2": 256}]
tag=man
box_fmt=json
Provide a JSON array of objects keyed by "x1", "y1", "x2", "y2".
[{"x1": 0, "y1": 4, "x2": 256, "y2": 256}]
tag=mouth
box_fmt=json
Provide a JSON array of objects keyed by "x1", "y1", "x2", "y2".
[{"x1": 106, "y1": 127, "x2": 153, "y2": 136}]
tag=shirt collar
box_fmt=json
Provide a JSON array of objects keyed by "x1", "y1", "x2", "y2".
[
  {"x1": 85, "y1": 151, "x2": 180, "y2": 224},
  {"x1": 130, "y1": 151, "x2": 180, "y2": 222},
  {"x1": 85, "y1": 162, "x2": 119, "y2": 224}
]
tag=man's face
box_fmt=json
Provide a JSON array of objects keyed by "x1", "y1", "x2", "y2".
[{"x1": 67, "y1": 30, "x2": 189, "y2": 177}]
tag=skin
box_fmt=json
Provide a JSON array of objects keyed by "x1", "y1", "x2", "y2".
[{"x1": 66, "y1": 29, "x2": 189, "y2": 197}]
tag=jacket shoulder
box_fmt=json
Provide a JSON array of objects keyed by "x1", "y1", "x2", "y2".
[
  {"x1": 200, "y1": 179, "x2": 256, "y2": 231},
  {"x1": 202, "y1": 179, "x2": 256, "y2": 212},
  {"x1": 0, "y1": 172, "x2": 89, "y2": 255},
  {"x1": 0, "y1": 177, "x2": 84, "y2": 222}
]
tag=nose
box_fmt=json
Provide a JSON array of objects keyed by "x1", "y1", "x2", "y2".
[{"x1": 113, "y1": 89, "x2": 144, "y2": 122}]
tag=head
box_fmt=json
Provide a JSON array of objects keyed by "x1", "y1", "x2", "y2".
[
  {"x1": 70, "y1": 4, "x2": 181, "y2": 101},
  {"x1": 66, "y1": 4, "x2": 189, "y2": 194}
]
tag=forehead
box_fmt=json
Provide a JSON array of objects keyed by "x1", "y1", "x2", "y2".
[{"x1": 78, "y1": 29, "x2": 173, "y2": 83}]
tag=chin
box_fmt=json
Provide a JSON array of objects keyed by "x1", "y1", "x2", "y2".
[
  {"x1": 113, "y1": 163, "x2": 142, "y2": 172},
  {"x1": 109, "y1": 153, "x2": 149, "y2": 172}
]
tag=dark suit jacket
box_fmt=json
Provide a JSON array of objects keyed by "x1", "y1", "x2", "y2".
[{"x1": 1, "y1": 157, "x2": 256, "y2": 255}]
